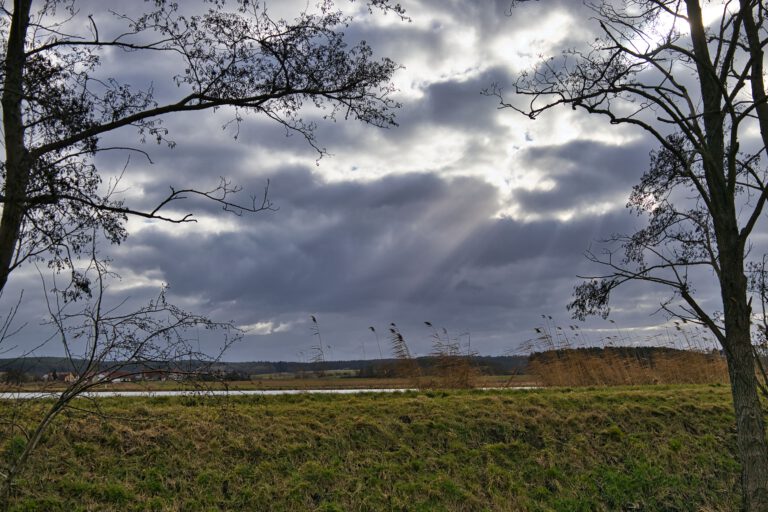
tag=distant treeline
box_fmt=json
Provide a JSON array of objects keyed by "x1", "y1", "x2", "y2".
[
  {"x1": 528, "y1": 345, "x2": 724, "y2": 364},
  {"x1": 0, "y1": 346, "x2": 739, "y2": 381},
  {"x1": 0, "y1": 355, "x2": 528, "y2": 379}
]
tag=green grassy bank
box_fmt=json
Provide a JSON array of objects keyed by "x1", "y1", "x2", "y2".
[{"x1": 1, "y1": 385, "x2": 749, "y2": 511}]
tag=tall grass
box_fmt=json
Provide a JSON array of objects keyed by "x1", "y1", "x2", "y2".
[
  {"x1": 522, "y1": 317, "x2": 729, "y2": 386},
  {"x1": 423, "y1": 322, "x2": 478, "y2": 389},
  {"x1": 380, "y1": 322, "x2": 479, "y2": 389}
]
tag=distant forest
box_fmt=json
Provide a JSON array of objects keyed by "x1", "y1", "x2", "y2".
[
  {"x1": 0, "y1": 346, "x2": 736, "y2": 382},
  {"x1": 0, "y1": 355, "x2": 529, "y2": 380}
]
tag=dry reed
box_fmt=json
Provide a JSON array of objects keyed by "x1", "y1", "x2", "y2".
[
  {"x1": 379, "y1": 322, "x2": 479, "y2": 389},
  {"x1": 422, "y1": 322, "x2": 479, "y2": 389},
  {"x1": 523, "y1": 317, "x2": 729, "y2": 386}
]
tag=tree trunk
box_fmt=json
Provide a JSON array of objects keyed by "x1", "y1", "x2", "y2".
[
  {"x1": 686, "y1": 2, "x2": 768, "y2": 508},
  {"x1": 719, "y1": 242, "x2": 768, "y2": 511},
  {"x1": 726, "y1": 336, "x2": 768, "y2": 510},
  {"x1": 0, "y1": 0, "x2": 33, "y2": 294}
]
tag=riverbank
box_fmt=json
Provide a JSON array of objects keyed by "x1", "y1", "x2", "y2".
[
  {"x1": 0, "y1": 374, "x2": 531, "y2": 393},
  {"x1": 1, "y1": 385, "x2": 745, "y2": 511}
]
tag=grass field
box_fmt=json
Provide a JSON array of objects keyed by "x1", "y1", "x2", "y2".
[{"x1": 0, "y1": 384, "x2": 750, "y2": 511}]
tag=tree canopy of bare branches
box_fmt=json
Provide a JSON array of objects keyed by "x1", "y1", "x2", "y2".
[
  {"x1": 0, "y1": 1, "x2": 404, "y2": 508},
  {"x1": 493, "y1": 1, "x2": 768, "y2": 509},
  {"x1": 0, "y1": 0, "x2": 402, "y2": 296}
]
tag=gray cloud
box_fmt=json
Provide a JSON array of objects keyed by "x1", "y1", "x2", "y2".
[
  {"x1": 513, "y1": 139, "x2": 652, "y2": 215},
  {"x1": 103, "y1": 167, "x2": 654, "y2": 359}
]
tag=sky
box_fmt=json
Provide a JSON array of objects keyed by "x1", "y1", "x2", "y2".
[{"x1": 4, "y1": 0, "x2": 746, "y2": 361}]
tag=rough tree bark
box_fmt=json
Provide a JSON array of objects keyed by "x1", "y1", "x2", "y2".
[
  {"x1": 689, "y1": 1, "x2": 768, "y2": 505},
  {"x1": 0, "y1": 0, "x2": 33, "y2": 292}
]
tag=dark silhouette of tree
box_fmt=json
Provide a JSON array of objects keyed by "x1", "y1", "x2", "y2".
[
  {"x1": 0, "y1": 0, "x2": 402, "y2": 296},
  {"x1": 492, "y1": 1, "x2": 768, "y2": 509}
]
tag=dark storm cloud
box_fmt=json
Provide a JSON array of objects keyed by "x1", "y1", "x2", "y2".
[
  {"x1": 105, "y1": 166, "x2": 650, "y2": 359},
  {"x1": 118, "y1": 169, "x2": 501, "y2": 312},
  {"x1": 224, "y1": 66, "x2": 516, "y2": 166},
  {"x1": 513, "y1": 139, "x2": 653, "y2": 215},
  {"x1": 396, "y1": 67, "x2": 515, "y2": 133},
  {"x1": 458, "y1": 213, "x2": 637, "y2": 269}
]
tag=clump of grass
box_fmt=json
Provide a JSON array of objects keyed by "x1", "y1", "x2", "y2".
[
  {"x1": 309, "y1": 316, "x2": 326, "y2": 362},
  {"x1": 368, "y1": 326, "x2": 384, "y2": 360},
  {"x1": 528, "y1": 347, "x2": 728, "y2": 386},
  {"x1": 309, "y1": 315, "x2": 328, "y2": 377}
]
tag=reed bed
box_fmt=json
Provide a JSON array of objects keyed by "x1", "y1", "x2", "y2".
[
  {"x1": 383, "y1": 322, "x2": 479, "y2": 389},
  {"x1": 522, "y1": 317, "x2": 729, "y2": 386}
]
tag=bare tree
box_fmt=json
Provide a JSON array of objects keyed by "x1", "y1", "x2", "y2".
[
  {"x1": 0, "y1": 248, "x2": 241, "y2": 509},
  {"x1": 492, "y1": 1, "x2": 768, "y2": 509},
  {"x1": 0, "y1": 2, "x2": 405, "y2": 508},
  {"x1": 0, "y1": 0, "x2": 402, "y2": 296}
]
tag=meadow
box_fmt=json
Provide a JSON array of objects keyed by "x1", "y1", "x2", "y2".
[{"x1": 1, "y1": 385, "x2": 746, "y2": 511}]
